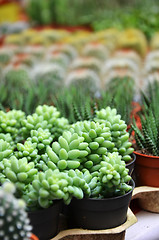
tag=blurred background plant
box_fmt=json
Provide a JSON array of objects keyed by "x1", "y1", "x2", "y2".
[{"x1": 26, "y1": 0, "x2": 159, "y2": 39}]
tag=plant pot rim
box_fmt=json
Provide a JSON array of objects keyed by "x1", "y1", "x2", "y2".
[
  {"x1": 134, "y1": 151, "x2": 159, "y2": 159},
  {"x1": 79, "y1": 179, "x2": 135, "y2": 202},
  {"x1": 126, "y1": 153, "x2": 136, "y2": 167}
]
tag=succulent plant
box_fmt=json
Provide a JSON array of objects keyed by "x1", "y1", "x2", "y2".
[
  {"x1": 21, "y1": 113, "x2": 48, "y2": 139},
  {"x1": 28, "y1": 128, "x2": 53, "y2": 153},
  {"x1": 25, "y1": 168, "x2": 90, "y2": 209},
  {"x1": 0, "y1": 110, "x2": 25, "y2": 141},
  {"x1": 0, "y1": 182, "x2": 32, "y2": 240},
  {"x1": 52, "y1": 86, "x2": 96, "y2": 123},
  {"x1": 131, "y1": 108, "x2": 159, "y2": 156},
  {"x1": 15, "y1": 140, "x2": 39, "y2": 162},
  {"x1": 0, "y1": 133, "x2": 15, "y2": 147},
  {"x1": 95, "y1": 107, "x2": 134, "y2": 162},
  {"x1": 0, "y1": 156, "x2": 38, "y2": 193},
  {"x1": 35, "y1": 105, "x2": 69, "y2": 140},
  {"x1": 0, "y1": 139, "x2": 13, "y2": 161}
]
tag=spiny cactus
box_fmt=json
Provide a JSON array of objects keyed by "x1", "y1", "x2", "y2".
[
  {"x1": 31, "y1": 63, "x2": 65, "y2": 93},
  {"x1": 0, "y1": 182, "x2": 32, "y2": 240},
  {"x1": 4, "y1": 68, "x2": 31, "y2": 91},
  {"x1": 82, "y1": 43, "x2": 109, "y2": 61},
  {"x1": 70, "y1": 57, "x2": 101, "y2": 74},
  {"x1": 66, "y1": 69, "x2": 101, "y2": 93}
]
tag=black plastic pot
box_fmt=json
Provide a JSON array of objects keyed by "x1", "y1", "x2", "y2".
[
  {"x1": 28, "y1": 200, "x2": 62, "y2": 240},
  {"x1": 68, "y1": 179, "x2": 135, "y2": 230},
  {"x1": 126, "y1": 153, "x2": 136, "y2": 176}
]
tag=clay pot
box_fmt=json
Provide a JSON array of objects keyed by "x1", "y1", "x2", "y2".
[
  {"x1": 30, "y1": 234, "x2": 39, "y2": 240},
  {"x1": 134, "y1": 151, "x2": 159, "y2": 187}
]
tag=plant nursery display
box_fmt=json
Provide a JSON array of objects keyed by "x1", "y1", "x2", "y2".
[{"x1": 2, "y1": 2, "x2": 159, "y2": 237}]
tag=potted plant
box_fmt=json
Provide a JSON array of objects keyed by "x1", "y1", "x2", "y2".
[
  {"x1": 0, "y1": 104, "x2": 134, "y2": 237},
  {"x1": 44, "y1": 110, "x2": 134, "y2": 230},
  {"x1": 0, "y1": 182, "x2": 39, "y2": 240},
  {"x1": 131, "y1": 102, "x2": 159, "y2": 186}
]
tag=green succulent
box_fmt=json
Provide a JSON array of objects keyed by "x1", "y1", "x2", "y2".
[
  {"x1": 24, "y1": 168, "x2": 89, "y2": 209},
  {"x1": 0, "y1": 133, "x2": 15, "y2": 148},
  {"x1": 131, "y1": 109, "x2": 159, "y2": 156},
  {"x1": 0, "y1": 156, "x2": 37, "y2": 193},
  {"x1": 0, "y1": 182, "x2": 32, "y2": 240},
  {"x1": 0, "y1": 110, "x2": 25, "y2": 141},
  {"x1": 0, "y1": 139, "x2": 13, "y2": 161},
  {"x1": 97, "y1": 152, "x2": 132, "y2": 197},
  {"x1": 28, "y1": 128, "x2": 53, "y2": 153},
  {"x1": 95, "y1": 107, "x2": 134, "y2": 162},
  {"x1": 35, "y1": 105, "x2": 69, "y2": 139},
  {"x1": 21, "y1": 113, "x2": 49, "y2": 138},
  {"x1": 15, "y1": 140, "x2": 39, "y2": 162}
]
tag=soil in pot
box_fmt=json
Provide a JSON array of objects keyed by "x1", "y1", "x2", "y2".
[
  {"x1": 134, "y1": 151, "x2": 159, "y2": 187},
  {"x1": 28, "y1": 200, "x2": 62, "y2": 240},
  {"x1": 67, "y1": 179, "x2": 135, "y2": 230}
]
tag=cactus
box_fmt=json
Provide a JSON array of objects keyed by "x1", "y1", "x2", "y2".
[
  {"x1": 31, "y1": 63, "x2": 65, "y2": 93},
  {"x1": 82, "y1": 43, "x2": 109, "y2": 61},
  {"x1": 0, "y1": 182, "x2": 32, "y2": 240},
  {"x1": 66, "y1": 69, "x2": 100, "y2": 94},
  {"x1": 70, "y1": 57, "x2": 101, "y2": 74}
]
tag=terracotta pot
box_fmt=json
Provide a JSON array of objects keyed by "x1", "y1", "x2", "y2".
[
  {"x1": 134, "y1": 151, "x2": 159, "y2": 187},
  {"x1": 30, "y1": 234, "x2": 39, "y2": 240}
]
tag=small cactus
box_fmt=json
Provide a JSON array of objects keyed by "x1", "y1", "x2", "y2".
[{"x1": 0, "y1": 182, "x2": 32, "y2": 240}]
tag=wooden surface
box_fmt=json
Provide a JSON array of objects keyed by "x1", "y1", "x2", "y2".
[
  {"x1": 132, "y1": 186, "x2": 159, "y2": 213},
  {"x1": 51, "y1": 208, "x2": 137, "y2": 240}
]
